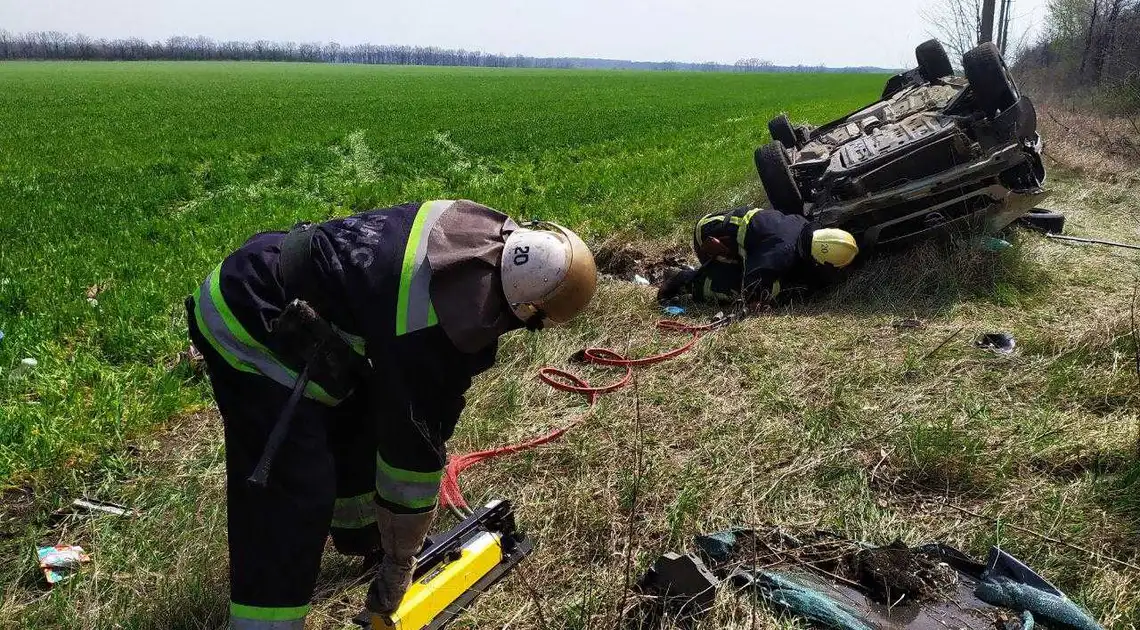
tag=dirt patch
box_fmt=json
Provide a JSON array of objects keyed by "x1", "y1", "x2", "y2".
[
  {"x1": 0, "y1": 488, "x2": 37, "y2": 541},
  {"x1": 132, "y1": 408, "x2": 221, "y2": 468},
  {"x1": 706, "y1": 528, "x2": 959, "y2": 606},
  {"x1": 595, "y1": 241, "x2": 693, "y2": 284},
  {"x1": 857, "y1": 540, "x2": 959, "y2": 604}
]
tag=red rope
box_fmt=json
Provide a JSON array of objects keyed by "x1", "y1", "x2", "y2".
[{"x1": 440, "y1": 319, "x2": 723, "y2": 510}]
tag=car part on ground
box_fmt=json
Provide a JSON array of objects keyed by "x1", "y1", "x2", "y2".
[
  {"x1": 691, "y1": 527, "x2": 1103, "y2": 630},
  {"x1": 638, "y1": 552, "x2": 719, "y2": 619},
  {"x1": 1018, "y1": 208, "x2": 1065, "y2": 234},
  {"x1": 755, "y1": 39, "x2": 1046, "y2": 252}
]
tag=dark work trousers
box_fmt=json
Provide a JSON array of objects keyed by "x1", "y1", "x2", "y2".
[{"x1": 186, "y1": 298, "x2": 379, "y2": 613}]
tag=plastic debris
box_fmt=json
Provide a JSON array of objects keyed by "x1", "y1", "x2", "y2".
[
  {"x1": 663, "y1": 305, "x2": 686, "y2": 316},
  {"x1": 37, "y1": 545, "x2": 90, "y2": 584},
  {"x1": 979, "y1": 237, "x2": 1014, "y2": 252},
  {"x1": 632, "y1": 274, "x2": 650, "y2": 286},
  {"x1": 9, "y1": 357, "x2": 38, "y2": 380},
  {"x1": 976, "y1": 333, "x2": 1017, "y2": 355}
]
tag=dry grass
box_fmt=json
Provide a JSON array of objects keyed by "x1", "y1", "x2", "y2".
[
  {"x1": 1036, "y1": 102, "x2": 1140, "y2": 183},
  {"x1": 3, "y1": 169, "x2": 1140, "y2": 629}
]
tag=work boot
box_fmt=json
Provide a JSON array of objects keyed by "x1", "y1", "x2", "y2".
[{"x1": 365, "y1": 506, "x2": 436, "y2": 616}]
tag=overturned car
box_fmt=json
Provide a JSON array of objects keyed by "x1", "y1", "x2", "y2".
[{"x1": 755, "y1": 40, "x2": 1047, "y2": 250}]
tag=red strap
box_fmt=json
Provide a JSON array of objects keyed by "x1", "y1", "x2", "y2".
[{"x1": 439, "y1": 319, "x2": 721, "y2": 510}]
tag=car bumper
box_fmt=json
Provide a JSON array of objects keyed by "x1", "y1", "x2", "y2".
[{"x1": 813, "y1": 141, "x2": 1046, "y2": 248}]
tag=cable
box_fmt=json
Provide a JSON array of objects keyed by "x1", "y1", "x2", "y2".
[{"x1": 439, "y1": 317, "x2": 729, "y2": 510}]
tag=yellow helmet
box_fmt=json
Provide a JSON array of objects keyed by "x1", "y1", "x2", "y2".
[{"x1": 810, "y1": 229, "x2": 859, "y2": 268}]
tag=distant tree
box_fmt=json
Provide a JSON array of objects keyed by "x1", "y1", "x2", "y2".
[
  {"x1": 924, "y1": 0, "x2": 1020, "y2": 62},
  {"x1": 924, "y1": 0, "x2": 983, "y2": 60}
]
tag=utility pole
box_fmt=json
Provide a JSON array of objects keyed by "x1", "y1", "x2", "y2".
[
  {"x1": 981, "y1": 0, "x2": 997, "y2": 43},
  {"x1": 998, "y1": 0, "x2": 1007, "y2": 52},
  {"x1": 997, "y1": 0, "x2": 1011, "y2": 53}
]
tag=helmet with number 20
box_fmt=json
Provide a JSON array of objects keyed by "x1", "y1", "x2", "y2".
[{"x1": 500, "y1": 222, "x2": 597, "y2": 328}]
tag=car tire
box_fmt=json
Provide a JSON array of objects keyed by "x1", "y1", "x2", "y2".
[
  {"x1": 1018, "y1": 208, "x2": 1065, "y2": 234},
  {"x1": 963, "y1": 42, "x2": 1019, "y2": 118},
  {"x1": 916, "y1": 39, "x2": 953, "y2": 81},
  {"x1": 768, "y1": 114, "x2": 798, "y2": 149},
  {"x1": 754, "y1": 142, "x2": 804, "y2": 215}
]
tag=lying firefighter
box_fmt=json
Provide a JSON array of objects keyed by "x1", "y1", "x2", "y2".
[
  {"x1": 185, "y1": 200, "x2": 597, "y2": 629},
  {"x1": 658, "y1": 206, "x2": 859, "y2": 305}
]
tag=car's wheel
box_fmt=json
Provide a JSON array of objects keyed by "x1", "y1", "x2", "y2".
[
  {"x1": 916, "y1": 39, "x2": 953, "y2": 81},
  {"x1": 754, "y1": 142, "x2": 804, "y2": 215},
  {"x1": 1018, "y1": 208, "x2": 1065, "y2": 234},
  {"x1": 963, "y1": 42, "x2": 1019, "y2": 117},
  {"x1": 768, "y1": 114, "x2": 798, "y2": 149}
]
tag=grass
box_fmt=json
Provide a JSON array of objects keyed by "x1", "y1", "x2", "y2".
[
  {"x1": 2, "y1": 62, "x2": 1139, "y2": 628},
  {"x1": 0, "y1": 61, "x2": 882, "y2": 486}
]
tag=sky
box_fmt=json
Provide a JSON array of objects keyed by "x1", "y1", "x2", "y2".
[{"x1": 0, "y1": 0, "x2": 1050, "y2": 67}]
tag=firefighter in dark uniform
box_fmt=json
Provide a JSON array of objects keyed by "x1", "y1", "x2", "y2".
[
  {"x1": 658, "y1": 206, "x2": 859, "y2": 305},
  {"x1": 186, "y1": 200, "x2": 597, "y2": 629}
]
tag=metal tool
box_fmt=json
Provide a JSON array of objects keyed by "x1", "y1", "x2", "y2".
[
  {"x1": 246, "y1": 366, "x2": 310, "y2": 488},
  {"x1": 354, "y1": 500, "x2": 533, "y2": 630},
  {"x1": 1046, "y1": 233, "x2": 1140, "y2": 251}
]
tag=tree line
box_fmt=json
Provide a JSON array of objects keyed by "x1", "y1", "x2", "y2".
[
  {"x1": 0, "y1": 31, "x2": 575, "y2": 67},
  {"x1": 0, "y1": 30, "x2": 888, "y2": 73},
  {"x1": 1018, "y1": 0, "x2": 1140, "y2": 92}
]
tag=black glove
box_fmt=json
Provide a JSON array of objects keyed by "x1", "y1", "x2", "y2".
[{"x1": 657, "y1": 268, "x2": 698, "y2": 302}]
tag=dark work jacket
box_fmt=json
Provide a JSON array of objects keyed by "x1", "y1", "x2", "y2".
[
  {"x1": 216, "y1": 203, "x2": 501, "y2": 511},
  {"x1": 693, "y1": 207, "x2": 824, "y2": 303}
]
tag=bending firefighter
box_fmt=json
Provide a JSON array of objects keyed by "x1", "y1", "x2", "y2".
[
  {"x1": 658, "y1": 206, "x2": 859, "y2": 305},
  {"x1": 186, "y1": 200, "x2": 597, "y2": 629}
]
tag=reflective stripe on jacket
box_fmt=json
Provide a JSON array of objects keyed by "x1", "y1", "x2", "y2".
[{"x1": 191, "y1": 201, "x2": 452, "y2": 406}]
